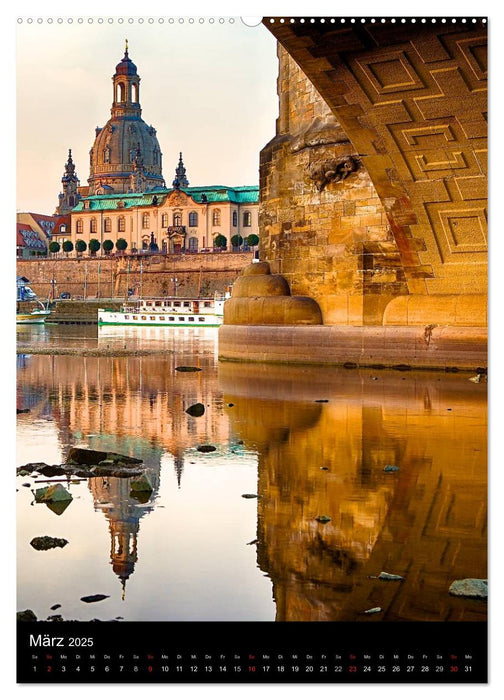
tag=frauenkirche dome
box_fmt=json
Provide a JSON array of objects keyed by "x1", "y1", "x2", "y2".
[{"x1": 88, "y1": 41, "x2": 165, "y2": 195}]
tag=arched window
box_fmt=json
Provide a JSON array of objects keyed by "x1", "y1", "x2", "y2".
[
  {"x1": 212, "y1": 209, "x2": 221, "y2": 226},
  {"x1": 90, "y1": 218, "x2": 97, "y2": 234},
  {"x1": 173, "y1": 213, "x2": 182, "y2": 227},
  {"x1": 161, "y1": 213, "x2": 168, "y2": 227},
  {"x1": 104, "y1": 217, "x2": 112, "y2": 233},
  {"x1": 243, "y1": 211, "x2": 252, "y2": 227},
  {"x1": 118, "y1": 216, "x2": 125, "y2": 233},
  {"x1": 188, "y1": 237, "x2": 198, "y2": 252},
  {"x1": 232, "y1": 211, "x2": 237, "y2": 227},
  {"x1": 76, "y1": 219, "x2": 83, "y2": 234},
  {"x1": 189, "y1": 211, "x2": 198, "y2": 227},
  {"x1": 142, "y1": 236, "x2": 149, "y2": 250},
  {"x1": 142, "y1": 213, "x2": 150, "y2": 229},
  {"x1": 116, "y1": 82, "x2": 126, "y2": 102}
]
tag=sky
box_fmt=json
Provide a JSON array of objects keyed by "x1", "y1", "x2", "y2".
[{"x1": 16, "y1": 18, "x2": 278, "y2": 214}]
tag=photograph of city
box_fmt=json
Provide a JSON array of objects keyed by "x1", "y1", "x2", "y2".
[{"x1": 16, "y1": 14, "x2": 487, "y2": 683}]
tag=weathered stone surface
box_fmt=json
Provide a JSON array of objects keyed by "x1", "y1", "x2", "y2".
[
  {"x1": 243, "y1": 261, "x2": 271, "y2": 276},
  {"x1": 186, "y1": 403, "x2": 205, "y2": 417},
  {"x1": 35, "y1": 484, "x2": 73, "y2": 504},
  {"x1": 449, "y1": 578, "x2": 487, "y2": 599},
  {"x1": 232, "y1": 274, "x2": 290, "y2": 298},
  {"x1": 224, "y1": 296, "x2": 322, "y2": 326},
  {"x1": 30, "y1": 536, "x2": 68, "y2": 551}
]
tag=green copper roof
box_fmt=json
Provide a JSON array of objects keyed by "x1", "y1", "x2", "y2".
[{"x1": 72, "y1": 185, "x2": 259, "y2": 212}]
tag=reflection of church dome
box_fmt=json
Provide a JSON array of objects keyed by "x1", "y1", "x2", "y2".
[{"x1": 88, "y1": 42, "x2": 165, "y2": 195}]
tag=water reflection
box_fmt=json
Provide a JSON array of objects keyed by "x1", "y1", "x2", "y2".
[
  {"x1": 219, "y1": 363, "x2": 487, "y2": 622},
  {"x1": 17, "y1": 329, "x2": 486, "y2": 621}
]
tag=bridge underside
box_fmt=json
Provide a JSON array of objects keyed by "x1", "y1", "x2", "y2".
[{"x1": 220, "y1": 17, "x2": 487, "y2": 369}]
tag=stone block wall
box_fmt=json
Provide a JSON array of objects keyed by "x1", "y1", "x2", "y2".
[
  {"x1": 260, "y1": 47, "x2": 409, "y2": 325},
  {"x1": 17, "y1": 252, "x2": 253, "y2": 300}
]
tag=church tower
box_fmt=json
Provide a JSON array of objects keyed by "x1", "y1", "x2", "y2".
[
  {"x1": 88, "y1": 41, "x2": 165, "y2": 195},
  {"x1": 55, "y1": 149, "x2": 80, "y2": 215},
  {"x1": 172, "y1": 152, "x2": 189, "y2": 189}
]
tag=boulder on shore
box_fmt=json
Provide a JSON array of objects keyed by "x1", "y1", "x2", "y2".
[{"x1": 17, "y1": 609, "x2": 37, "y2": 622}]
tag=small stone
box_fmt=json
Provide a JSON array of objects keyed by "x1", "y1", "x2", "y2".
[
  {"x1": 17, "y1": 609, "x2": 37, "y2": 622},
  {"x1": 50, "y1": 604, "x2": 62, "y2": 611},
  {"x1": 320, "y1": 467, "x2": 329, "y2": 471},
  {"x1": 227, "y1": 403, "x2": 234, "y2": 407},
  {"x1": 315, "y1": 399, "x2": 329, "y2": 403},
  {"x1": 363, "y1": 607, "x2": 382, "y2": 615},
  {"x1": 469, "y1": 375, "x2": 482, "y2": 383},
  {"x1": 186, "y1": 403, "x2": 205, "y2": 417},
  {"x1": 378, "y1": 571, "x2": 404, "y2": 581},
  {"x1": 242, "y1": 493, "x2": 260, "y2": 499},
  {"x1": 81, "y1": 594, "x2": 110, "y2": 604},
  {"x1": 46, "y1": 614, "x2": 63, "y2": 622},
  {"x1": 197, "y1": 445, "x2": 216, "y2": 453},
  {"x1": 383, "y1": 465, "x2": 399, "y2": 472},
  {"x1": 22, "y1": 483, "x2": 31, "y2": 487},
  {"x1": 315, "y1": 515, "x2": 331, "y2": 523},
  {"x1": 35, "y1": 483, "x2": 73, "y2": 504},
  {"x1": 175, "y1": 366, "x2": 202, "y2": 372},
  {"x1": 448, "y1": 578, "x2": 487, "y2": 599},
  {"x1": 30, "y1": 536, "x2": 69, "y2": 551}
]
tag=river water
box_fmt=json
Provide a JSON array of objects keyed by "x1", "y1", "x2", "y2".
[{"x1": 16, "y1": 325, "x2": 487, "y2": 622}]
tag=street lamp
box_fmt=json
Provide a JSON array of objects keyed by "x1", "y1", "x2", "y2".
[{"x1": 51, "y1": 278, "x2": 56, "y2": 299}]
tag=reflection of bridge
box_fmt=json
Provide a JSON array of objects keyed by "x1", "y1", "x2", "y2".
[{"x1": 220, "y1": 363, "x2": 487, "y2": 622}]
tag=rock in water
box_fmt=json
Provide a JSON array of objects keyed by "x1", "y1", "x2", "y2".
[
  {"x1": 186, "y1": 403, "x2": 205, "y2": 417},
  {"x1": 30, "y1": 536, "x2": 68, "y2": 551},
  {"x1": 130, "y1": 474, "x2": 153, "y2": 495},
  {"x1": 17, "y1": 609, "x2": 37, "y2": 622},
  {"x1": 175, "y1": 366, "x2": 202, "y2": 372},
  {"x1": 66, "y1": 447, "x2": 142, "y2": 466},
  {"x1": 80, "y1": 594, "x2": 110, "y2": 604},
  {"x1": 383, "y1": 465, "x2": 400, "y2": 472},
  {"x1": 378, "y1": 572, "x2": 404, "y2": 581},
  {"x1": 197, "y1": 445, "x2": 216, "y2": 453},
  {"x1": 35, "y1": 484, "x2": 73, "y2": 504},
  {"x1": 315, "y1": 515, "x2": 331, "y2": 523},
  {"x1": 448, "y1": 578, "x2": 487, "y2": 599}
]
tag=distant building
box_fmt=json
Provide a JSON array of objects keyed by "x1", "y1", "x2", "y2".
[
  {"x1": 16, "y1": 223, "x2": 47, "y2": 258},
  {"x1": 64, "y1": 44, "x2": 259, "y2": 255}
]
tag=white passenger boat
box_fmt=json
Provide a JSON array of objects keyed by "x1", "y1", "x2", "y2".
[{"x1": 98, "y1": 295, "x2": 227, "y2": 327}]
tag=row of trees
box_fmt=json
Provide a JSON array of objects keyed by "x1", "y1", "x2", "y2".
[
  {"x1": 49, "y1": 238, "x2": 130, "y2": 255},
  {"x1": 48, "y1": 233, "x2": 260, "y2": 256}
]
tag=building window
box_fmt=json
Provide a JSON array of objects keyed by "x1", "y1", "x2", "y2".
[
  {"x1": 90, "y1": 218, "x2": 97, "y2": 234},
  {"x1": 188, "y1": 237, "x2": 198, "y2": 252},
  {"x1": 118, "y1": 216, "x2": 125, "y2": 232},
  {"x1": 142, "y1": 213, "x2": 150, "y2": 229},
  {"x1": 76, "y1": 219, "x2": 83, "y2": 234},
  {"x1": 161, "y1": 213, "x2": 168, "y2": 227},
  {"x1": 212, "y1": 209, "x2": 221, "y2": 226},
  {"x1": 232, "y1": 211, "x2": 237, "y2": 227},
  {"x1": 104, "y1": 217, "x2": 112, "y2": 233},
  {"x1": 173, "y1": 212, "x2": 182, "y2": 227},
  {"x1": 189, "y1": 211, "x2": 198, "y2": 227},
  {"x1": 59, "y1": 224, "x2": 67, "y2": 233},
  {"x1": 243, "y1": 211, "x2": 252, "y2": 227}
]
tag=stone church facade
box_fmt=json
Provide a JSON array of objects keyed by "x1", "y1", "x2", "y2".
[{"x1": 51, "y1": 44, "x2": 259, "y2": 254}]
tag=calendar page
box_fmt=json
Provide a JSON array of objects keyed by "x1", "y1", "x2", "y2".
[{"x1": 15, "y1": 11, "x2": 488, "y2": 684}]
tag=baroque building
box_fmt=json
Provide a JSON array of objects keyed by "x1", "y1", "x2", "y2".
[{"x1": 55, "y1": 44, "x2": 259, "y2": 255}]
